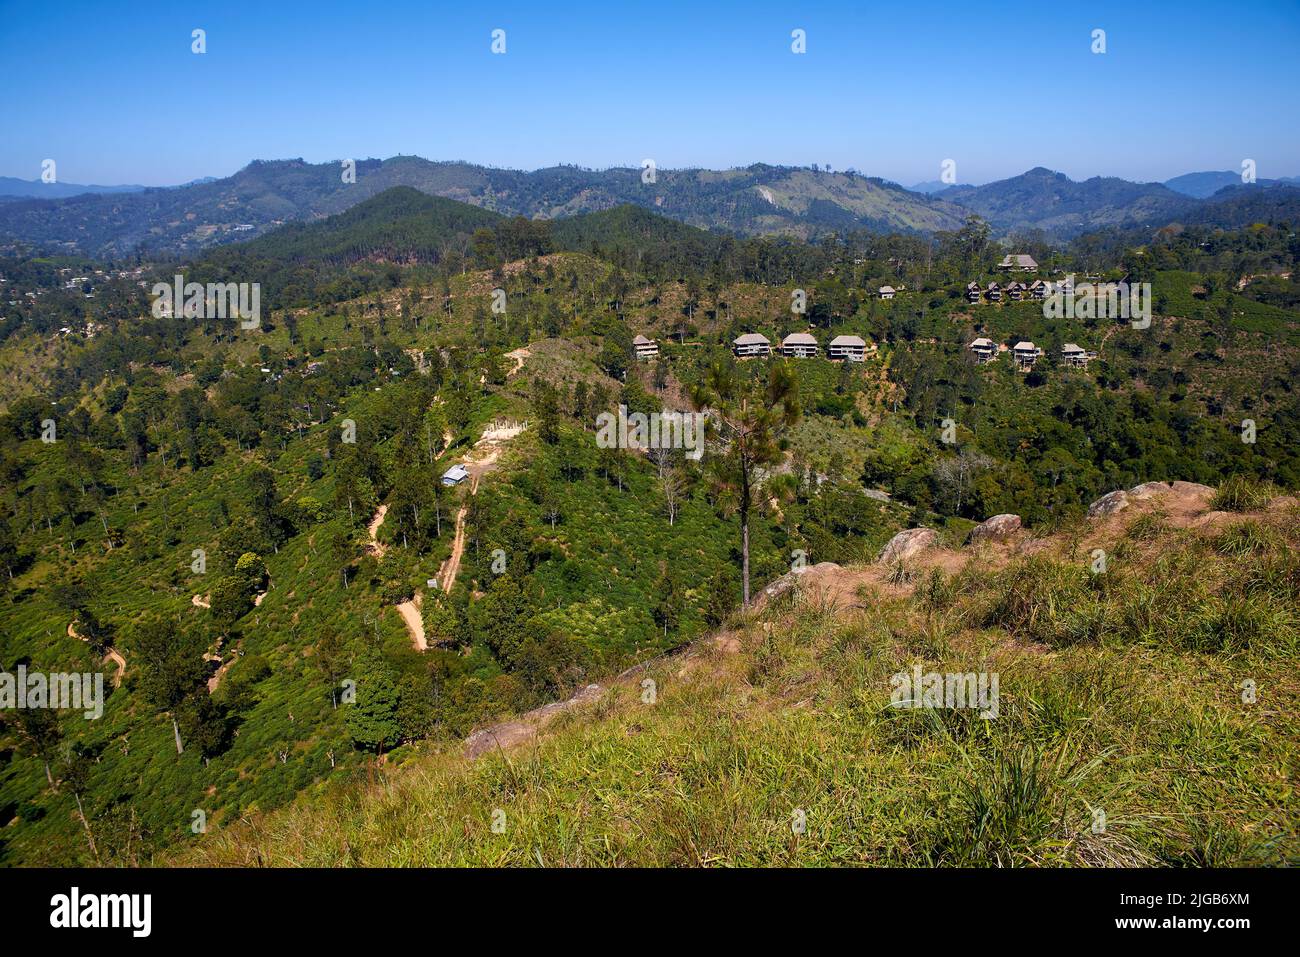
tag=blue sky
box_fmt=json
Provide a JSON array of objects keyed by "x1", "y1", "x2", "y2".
[{"x1": 2, "y1": 0, "x2": 1297, "y2": 187}]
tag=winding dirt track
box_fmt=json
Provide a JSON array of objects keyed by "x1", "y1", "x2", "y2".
[
  {"x1": 365, "y1": 504, "x2": 389, "y2": 557},
  {"x1": 68, "y1": 622, "x2": 125, "y2": 687},
  {"x1": 365, "y1": 504, "x2": 426, "y2": 650},
  {"x1": 435, "y1": 474, "x2": 478, "y2": 596},
  {"x1": 396, "y1": 593, "x2": 426, "y2": 651},
  {"x1": 370, "y1": 422, "x2": 518, "y2": 650}
]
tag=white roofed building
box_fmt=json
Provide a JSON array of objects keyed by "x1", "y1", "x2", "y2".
[
  {"x1": 1061, "y1": 343, "x2": 1090, "y2": 367},
  {"x1": 828, "y1": 334, "x2": 868, "y2": 361},
  {"x1": 733, "y1": 332, "x2": 772, "y2": 357},
  {"x1": 1012, "y1": 340, "x2": 1042, "y2": 369},
  {"x1": 633, "y1": 334, "x2": 659, "y2": 360},
  {"x1": 969, "y1": 337, "x2": 997, "y2": 363},
  {"x1": 780, "y1": 332, "x2": 819, "y2": 358},
  {"x1": 441, "y1": 464, "x2": 470, "y2": 486}
]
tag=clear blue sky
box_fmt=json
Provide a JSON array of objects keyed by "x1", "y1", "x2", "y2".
[{"x1": 2, "y1": 0, "x2": 1297, "y2": 187}]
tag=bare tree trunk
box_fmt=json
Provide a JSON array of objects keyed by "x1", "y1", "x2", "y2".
[
  {"x1": 75, "y1": 791, "x2": 99, "y2": 862},
  {"x1": 172, "y1": 715, "x2": 184, "y2": 755},
  {"x1": 741, "y1": 516, "x2": 751, "y2": 606}
]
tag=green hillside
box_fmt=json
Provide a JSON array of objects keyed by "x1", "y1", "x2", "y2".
[
  {"x1": 174, "y1": 483, "x2": 1300, "y2": 867},
  {"x1": 1, "y1": 201, "x2": 1299, "y2": 866}
]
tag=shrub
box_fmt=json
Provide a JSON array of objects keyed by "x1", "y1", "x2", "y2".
[
  {"x1": 295, "y1": 495, "x2": 328, "y2": 524},
  {"x1": 234, "y1": 552, "x2": 268, "y2": 592}
]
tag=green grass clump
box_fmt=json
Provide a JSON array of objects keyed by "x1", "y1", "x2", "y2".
[{"x1": 1212, "y1": 475, "x2": 1278, "y2": 512}]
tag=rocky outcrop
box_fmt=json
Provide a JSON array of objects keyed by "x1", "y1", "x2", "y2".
[
  {"x1": 877, "y1": 528, "x2": 940, "y2": 564},
  {"x1": 1091, "y1": 481, "x2": 1216, "y2": 519},
  {"x1": 1087, "y1": 490, "x2": 1129, "y2": 518},
  {"x1": 464, "y1": 683, "x2": 604, "y2": 759},
  {"x1": 757, "y1": 561, "x2": 842, "y2": 606},
  {"x1": 968, "y1": 514, "x2": 1022, "y2": 543},
  {"x1": 1128, "y1": 480, "x2": 1215, "y2": 501},
  {"x1": 1127, "y1": 482, "x2": 1171, "y2": 501}
]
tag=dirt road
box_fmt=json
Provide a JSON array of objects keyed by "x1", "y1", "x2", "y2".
[
  {"x1": 396, "y1": 593, "x2": 426, "y2": 651},
  {"x1": 365, "y1": 503, "x2": 389, "y2": 557},
  {"x1": 68, "y1": 621, "x2": 126, "y2": 687}
]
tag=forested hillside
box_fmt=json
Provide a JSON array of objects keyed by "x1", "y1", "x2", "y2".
[
  {"x1": 1, "y1": 192, "x2": 1298, "y2": 864},
  {"x1": 5, "y1": 155, "x2": 1300, "y2": 260}
]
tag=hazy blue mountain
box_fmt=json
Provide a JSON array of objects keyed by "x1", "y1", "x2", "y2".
[
  {"x1": 940, "y1": 167, "x2": 1197, "y2": 236},
  {"x1": 1164, "y1": 170, "x2": 1300, "y2": 198},
  {"x1": 907, "y1": 180, "x2": 956, "y2": 195},
  {"x1": 0, "y1": 176, "x2": 147, "y2": 199}
]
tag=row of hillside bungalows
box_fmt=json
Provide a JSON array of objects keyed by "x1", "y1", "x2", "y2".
[
  {"x1": 968, "y1": 338, "x2": 1096, "y2": 368},
  {"x1": 732, "y1": 333, "x2": 874, "y2": 361},
  {"x1": 965, "y1": 278, "x2": 1065, "y2": 303}
]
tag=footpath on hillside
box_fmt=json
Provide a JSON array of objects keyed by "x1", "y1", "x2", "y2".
[{"x1": 370, "y1": 418, "x2": 526, "y2": 650}]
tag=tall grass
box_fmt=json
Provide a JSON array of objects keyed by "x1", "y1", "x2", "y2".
[
  {"x1": 1211, "y1": 475, "x2": 1278, "y2": 512},
  {"x1": 171, "y1": 497, "x2": 1300, "y2": 868}
]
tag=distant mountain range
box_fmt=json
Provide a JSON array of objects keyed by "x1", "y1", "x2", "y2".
[
  {"x1": 1, "y1": 156, "x2": 1298, "y2": 258},
  {"x1": 189, "y1": 185, "x2": 745, "y2": 305},
  {"x1": 907, "y1": 180, "x2": 954, "y2": 195},
  {"x1": 0, "y1": 176, "x2": 146, "y2": 201},
  {"x1": 940, "y1": 167, "x2": 1205, "y2": 235},
  {"x1": 0, "y1": 174, "x2": 219, "y2": 203},
  {"x1": 912, "y1": 169, "x2": 1300, "y2": 201},
  {"x1": 1163, "y1": 170, "x2": 1300, "y2": 199}
]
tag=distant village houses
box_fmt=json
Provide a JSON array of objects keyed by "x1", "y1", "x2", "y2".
[
  {"x1": 878, "y1": 285, "x2": 896, "y2": 300},
  {"x1": 968, "y1": 337, "x2": 997, "y2": 363},
  {"x1": 1047, "y1": 275, "x2": 1075, "y2": 297},
  {"x1": 1061, "y1": 343, "x2": 1095, "y2": 367}
]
